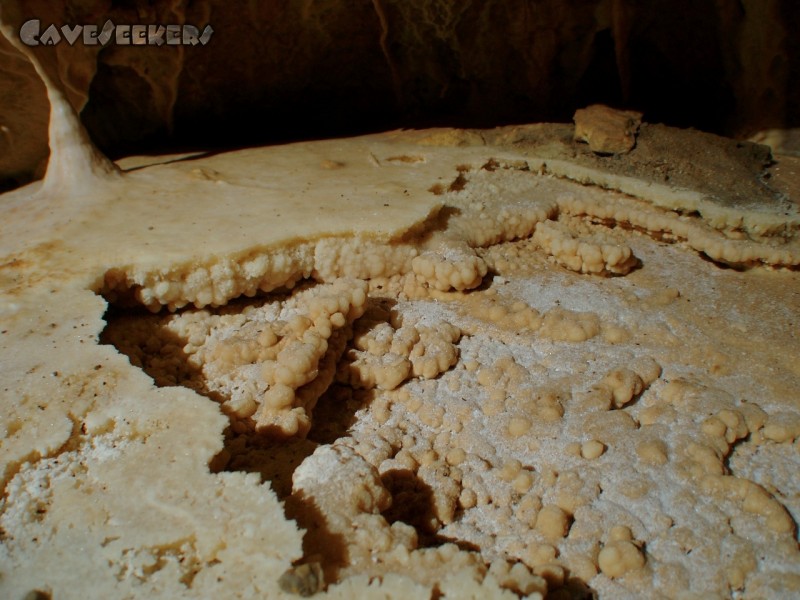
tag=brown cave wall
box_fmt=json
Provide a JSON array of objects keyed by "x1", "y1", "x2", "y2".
[{"x1": 0, "y1": 0, "x2": 797, "y2": 190}]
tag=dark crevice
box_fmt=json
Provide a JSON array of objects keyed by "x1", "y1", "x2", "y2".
[
  {"x1": 282, "y1": 493, "x2": 350, "y2": 587},
  {"x1": 723, "y1": 432, "x2": 753, "y2": 476},
  {"x1": 380, "y1": 469, "x2": 440, "y2": 545}
]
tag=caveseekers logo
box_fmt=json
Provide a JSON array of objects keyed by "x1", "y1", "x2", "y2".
[{"x1": 19, "y1": 19, "x2": 214, "y2": 46}]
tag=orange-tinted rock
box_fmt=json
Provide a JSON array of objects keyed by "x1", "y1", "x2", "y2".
[{"x1": 573, "y1": 104, "x2": 642, "y2": 155}]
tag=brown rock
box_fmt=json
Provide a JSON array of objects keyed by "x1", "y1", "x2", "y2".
[
  {"x1": 573, "y1": 104, "x2": 643, "y2": 155},
  {"x1": 0, "y1": 31, "x2": 49, "y2": 190}
]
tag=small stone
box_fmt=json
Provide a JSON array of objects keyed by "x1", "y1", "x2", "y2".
[
  {"x1": 573, "y1": 104, "x2": 643, "y2": 155},
  {"x1": 278, "y1": 562, "x2": 324, "y2": 596}
]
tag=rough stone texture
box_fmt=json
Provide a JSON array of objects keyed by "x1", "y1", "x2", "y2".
[
  {"x1": 573, "y1": 104, "x2": 642, "y2": 154},
  {"x1": 1, "y1": 0, "x2": 798, "y2": 189}
]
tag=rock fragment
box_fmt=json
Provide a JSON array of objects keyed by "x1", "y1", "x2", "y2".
[{"x1": 573, "y1": 104, "x2": 643, "y2": 155}]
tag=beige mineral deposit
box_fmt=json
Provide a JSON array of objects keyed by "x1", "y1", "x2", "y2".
[{"x1": 1, "y1": 14, "x2": 800, "y2": 600}]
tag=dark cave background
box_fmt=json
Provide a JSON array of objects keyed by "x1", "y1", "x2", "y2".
[{"x1": 1, "y1": 0, "x2": 798, "y2": 189}]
